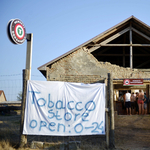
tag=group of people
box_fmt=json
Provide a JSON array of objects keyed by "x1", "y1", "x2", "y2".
[{"x1": 123, "y1": 90, "x2": 148, "y2": 115}]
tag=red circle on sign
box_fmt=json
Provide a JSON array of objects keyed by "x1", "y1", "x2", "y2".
[
  {"x1": 14, "y1": 24, "x2": 25, "y2": 40},
  {"x1": 7, "y1": 19, "x2": 26, "y2": 44},
  {"x1": 124, "y1": 79, "x2": 130, "y2": 85}
]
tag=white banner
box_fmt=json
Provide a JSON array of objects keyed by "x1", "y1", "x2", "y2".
[{"x1": 23, "y1": 80, "x2": 105, "y2": 136}]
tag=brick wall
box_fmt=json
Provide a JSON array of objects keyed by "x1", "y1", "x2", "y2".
[
  {"x1": 48, "y1": 74, "x2": 105, "y2": 84},
  {"x1": 47, "y1": 48, "x2": 108, "y2": 83},
  {"x1": 47, "y1": 48, "x2": 150, "y2": 83},
  {"x1": 98, "y1": 61, "x2": 150, "y2": 79}
]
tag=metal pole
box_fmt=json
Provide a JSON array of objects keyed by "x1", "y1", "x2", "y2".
[{"x1": 26, "y1": 33, "x2": 33, "y2": 80}]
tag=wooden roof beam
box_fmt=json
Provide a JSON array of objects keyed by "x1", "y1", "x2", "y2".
[
  {"x1": 93, "y1": 44, "x2": 150, "y2": 47},
  {"x1": 100, "y1": 27, "x2": 130, "y2": 45},
  {"x1": 88, "y1": 27, "x2": 130, "y2": 53},
  {"x1": 93, "y1": 39, "x2": 123, "y2": 55},
  {"x1": 95, "y1": 54, "x2": 150, "y2": 56},
  {"x1": 87, "y1": 27, "x2": 150, "y2": 53},
  {"x1": 132, "y1": 27, "x2": 150, "y2": 41}
]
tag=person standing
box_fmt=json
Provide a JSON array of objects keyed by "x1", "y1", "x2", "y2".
[
  {"x1": 125, "y1": 91, "x2": 131, "y2": 115},
  {"x1": 131, "y1": 92, "x2": 136, "y2": 115},
  {"x1": 138, "y1": 89, "x2": 144, "y2": 115},
  {"x1": 143, "y1": 92, "x2": 148, "y2": 115},
  {"x1": 135, "y1": 92, "x2": 139, "y2": 115}
]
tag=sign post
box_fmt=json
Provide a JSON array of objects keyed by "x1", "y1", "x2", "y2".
[
  {"x1": 7, "y1": 18, "x2": 33, "y2": 147},
  {"x1": 26, "y1": 33, "x2": 33, "y2": 80},
  {"x1": 7, "y1": 18, "x2": 33, "y2": 79}
]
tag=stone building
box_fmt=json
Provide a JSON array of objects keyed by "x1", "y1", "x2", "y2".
[{"x1": 38, "y1": 16, "x2": 150, "y2": 114}]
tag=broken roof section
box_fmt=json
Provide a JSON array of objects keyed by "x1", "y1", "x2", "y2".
[{"x1": 38, "y1": 16, "x2": 150, "y2": 77}]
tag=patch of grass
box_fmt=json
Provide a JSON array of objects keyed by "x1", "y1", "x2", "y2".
[
  {"x1": 0, "y1": 140, "x2": 15, "y2": 150},
  {"x1": 0, "y1": 140, "x2": 40, "y2": 150}
]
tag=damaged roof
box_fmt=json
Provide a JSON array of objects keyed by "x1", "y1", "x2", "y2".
[{"x1": 38, "y1": 16, "x2": 150, "y2": 77}]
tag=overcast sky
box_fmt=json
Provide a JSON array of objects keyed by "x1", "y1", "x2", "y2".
[{"x1": 0, "y1": 0, "x2": 150, "y2": 100}]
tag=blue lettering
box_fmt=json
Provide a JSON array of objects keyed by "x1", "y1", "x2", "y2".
[
  {"x1": 48, "y1": 122, "x2": 56, "y2": 131},
  {"x1": 57, "y1": 123, "x2": 65, "y2": 132},
  {"x1": 85, "y1": 101, "x2": 96, "y2": 111},
  {"x1": 56, "y1": 100, "x2": 65, "y2": 109},
  {"x1": 64, "y1": 112, "x2": 72, "y2": 121},
  {"x1": 75, "y1": 102, "x2": 83, "y2": 111},
  {"x1": 39, "y1": 121, "x2": 47, "y2": 131},
  {"x1": 48, "y1": 109, "x2": 55, "y2": 119},
  {"x1": 30, "y1": 120, "x2": 37, "y2": 128},
  {"x1": 55, "y1": 111, "x2": 62, "y2": 120},
  {"x1": 37, "y1": 98, "x2": 46, "y2": 107},
  {"x1": 67, "y1": 101, "x2": 74, "y2": 110},
  {"x1": 48, "y1": 94, "x2": 54, "y2": 108},
  {"x1": 74, "y1": 113, "x2": 80, "y2": 121},
  {"x1": 29, "y1": 91, "x2": 40, "y2": 104},
  {"x1": 82, "y1": 113, "x2": 89, "y2": 121},
  {"x1": 74, "y1": 123, "x2": 83, "y2": 133},
  {"x1": 91, "y1": 122, "x2": 103, "y2": 133}
]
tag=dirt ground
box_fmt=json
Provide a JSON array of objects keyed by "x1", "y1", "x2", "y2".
[
  {"x1": 115, "y1": 115, "x2": 150, "y2": 150},
  {"x1": 0, "y1": 113, "x2": 150, "y2": 150}
]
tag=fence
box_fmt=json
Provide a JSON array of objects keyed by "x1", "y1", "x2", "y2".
[
  {"x1": 0, "y1": 73, "x2": 45, "y2": 101},
  {"x1": 0, "y1": 74, "x2": 22, "y2": 101},
  {"x1": 0, "y1": 72, "x2": 114, "y2": 149},
  {"x1": 0, "y1": 107, "x2": 106, "y2": 149}
]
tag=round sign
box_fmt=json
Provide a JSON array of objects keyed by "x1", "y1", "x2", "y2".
[
  {"x1": 7, "y1": 19, "x2": 26, "y2": 44},
  {"x1": 124, "y1": 79, "x2": 130, "y2": 85}
]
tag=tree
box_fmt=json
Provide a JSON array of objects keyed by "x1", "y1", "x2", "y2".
[{"x1": 17, "y1": 91, "x2": 22, "y2": 101}]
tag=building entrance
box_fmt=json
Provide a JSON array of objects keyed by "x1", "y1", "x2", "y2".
[{"x1": 113, "y1": 80, "x2": 150, "y2": 115}]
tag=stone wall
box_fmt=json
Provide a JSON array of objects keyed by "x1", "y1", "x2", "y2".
[
  {"x1": 47, "y1": 48, "x2": 108, "y2": 83},
  {"x1": 47, "y1": 48, "x2": 150, "y2": 83},
  {"x1": 98, "y1": 61, "x2": 150, "y2": 79}
]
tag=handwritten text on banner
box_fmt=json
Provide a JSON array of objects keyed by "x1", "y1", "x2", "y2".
[{"x1": 23, "y1": 80, "x2": 105, "y2": 136}]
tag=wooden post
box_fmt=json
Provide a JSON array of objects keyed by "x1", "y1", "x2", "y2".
[
  {"x1": 130, "y1": 27, "x2": 133, "y2": 69},
  {"x1": 123, "y1": 33, "x2": 126, "y2": 67},
  {"x1": 20, "y1": 69, "x2": 29, "y2": 147},
  {"x1": 108, "y1": 73, "x2": 115, "y2": 148},
  {"x1": 123, "y1": 49, "x2": 125, "y2": 67},
  {"x1": 105, "y1": 78, "x2": 109, "y2": 148}
]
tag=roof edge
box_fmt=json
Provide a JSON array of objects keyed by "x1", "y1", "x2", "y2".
[
  {"x1": 38, "y1": 16, "x2": 150, "y2": 76},
  {"x1": 38, "y1": 16, "x2": 134, "y2": 72}
]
